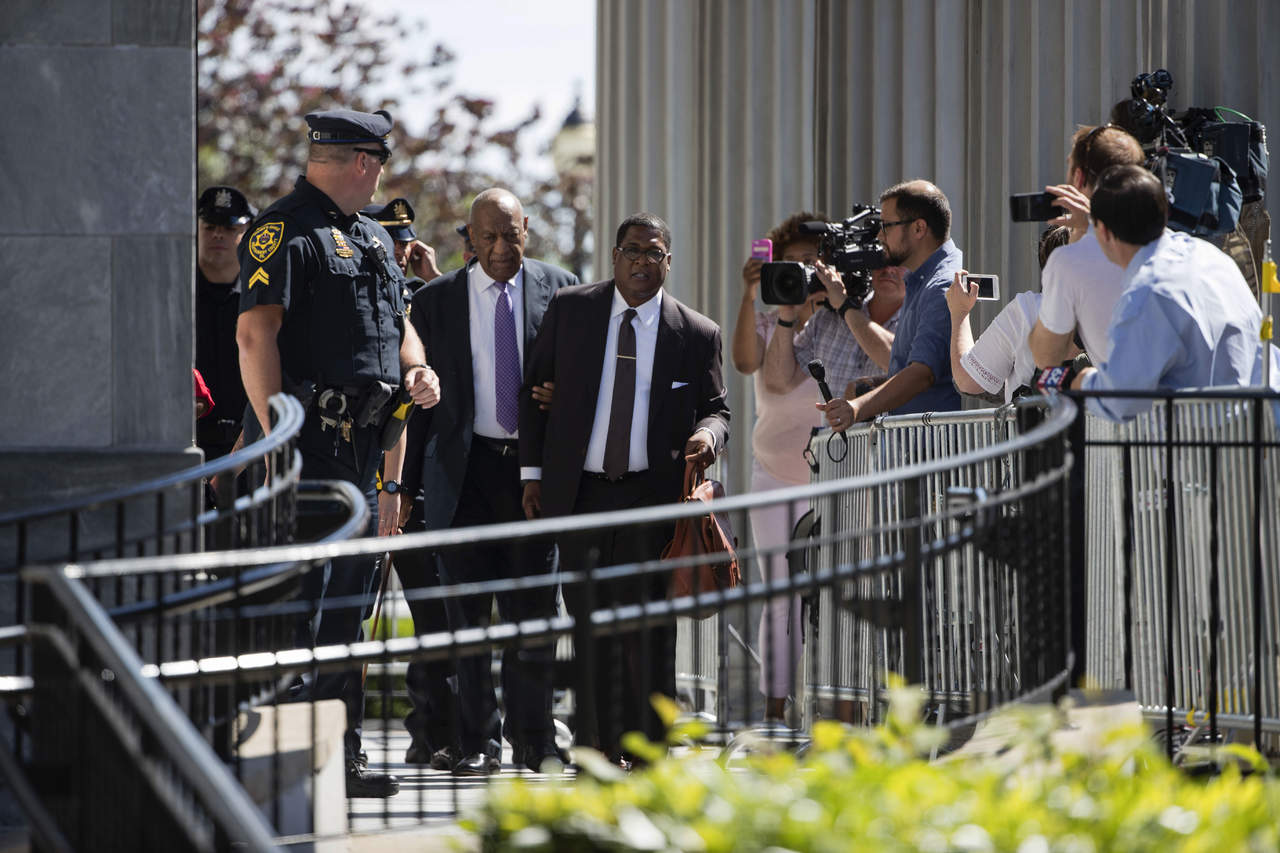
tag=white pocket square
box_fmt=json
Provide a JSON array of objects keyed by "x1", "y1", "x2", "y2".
[{"x1": 671, "y1": 381, "x2": 689, "y2": 389}]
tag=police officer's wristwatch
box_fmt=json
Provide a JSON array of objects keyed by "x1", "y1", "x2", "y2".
[{"x1": 380, "y1": 480, "x2": 402, "y2": 495}]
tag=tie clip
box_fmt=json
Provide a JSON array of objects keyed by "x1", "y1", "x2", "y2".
[{"x1": 616, "y1": 354, "x2": 636, "y2": 360}]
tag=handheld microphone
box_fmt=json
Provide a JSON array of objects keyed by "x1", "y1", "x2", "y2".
[{"x1": 807, "y1": 359, "x2": 845, "y2": 438}]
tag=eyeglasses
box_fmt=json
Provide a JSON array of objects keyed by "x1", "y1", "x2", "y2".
[
  {"x1": 879, "y1": 217, "x2": 918, "y2": 230},
  {"x1": 616, "y1": 246, "x2": 669, "y2": 263},
  {"x1": 354, "y1": 147, "x2": 390, "y2": 164}
]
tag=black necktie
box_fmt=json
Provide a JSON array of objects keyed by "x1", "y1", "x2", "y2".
[{"x1": 603, "y1": 308, "x2": 638, "y2": 479}]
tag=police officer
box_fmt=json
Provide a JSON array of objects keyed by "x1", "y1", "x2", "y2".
[
  {"x1": 196, "y1": 185, "x2": 254, "y2": 461},
  {"x1": 361, "y1": 196, "x2": 442, "y2": 284},
  {"x1": 236, "y1": 107, "x2": 441, "y2": 798}
]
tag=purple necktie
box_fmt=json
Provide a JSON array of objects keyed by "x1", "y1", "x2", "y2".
[{"x1": 494, "y1": 281, "x2": 520, "y2": 434}]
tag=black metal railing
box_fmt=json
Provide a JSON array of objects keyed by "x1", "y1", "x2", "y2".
[
  {"x1": 1066, "y1": 387, "x2": 1280, "y2": 759},
  {"x1": 0, "y1": 394, "x2": 313, "y2": 851},
  {"x1": 7, "y1": 395, "x2": 1076, "y2": 845},
  {"x1": 11, "y1": 387, "x2": 1275, "y2": 847}
]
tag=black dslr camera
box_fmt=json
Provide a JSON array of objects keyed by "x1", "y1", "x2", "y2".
[{"x1": 760, "y1": 205, "x2": 888, "y2": 306}]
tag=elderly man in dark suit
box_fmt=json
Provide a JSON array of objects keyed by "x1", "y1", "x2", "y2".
[
  {"x1": 519, "y1": 212, "x2": 730, "y2": 765},
  {"x1": 398, "y1": 188, "x2": 578, "y2": 776}
]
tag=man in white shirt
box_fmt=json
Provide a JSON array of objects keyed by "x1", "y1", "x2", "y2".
[
  {"x1": 399, "y1": 188, "x2": 579, "y2": 775},
  {"x1": 1029, "y1": 125, "x2": 1146, "y2": 367}
]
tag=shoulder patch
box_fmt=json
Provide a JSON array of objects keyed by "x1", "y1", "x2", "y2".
[{"x1": 248, "y1": 221, "x2": 285, "y2": 263}]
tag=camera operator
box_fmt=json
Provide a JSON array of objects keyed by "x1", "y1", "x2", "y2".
[
  {"x1": 760, "y1": 245, "x2": 904, "y2": 402},
  {"x1": 1059, "y1": 165, "x2": 1262, "y2": 419},
  {"x1": 811, "y1": 180, "x2": 964, "y2": 430},
  {"x1": 1029, "y1": 125, "x2": 1146, "y2": 368}
]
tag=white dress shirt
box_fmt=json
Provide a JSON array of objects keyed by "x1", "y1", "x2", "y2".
[
  {"x1": 519, "y1": 286, "x2": 719, "y2": 482},
  {"x1": 468, "y1": 263, "x2": 525, "y2": 439},
  {"x1": 583, "y1": 288, "x2": 663, "y2": 473}
]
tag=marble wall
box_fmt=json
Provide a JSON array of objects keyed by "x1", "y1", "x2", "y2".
[{"x1": 0, "y1": 1, "x2": 197, "y2": 510}]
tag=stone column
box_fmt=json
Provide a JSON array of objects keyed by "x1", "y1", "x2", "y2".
[{"x1": 0, "y1": 1, "x2": 197, "y2": 515}]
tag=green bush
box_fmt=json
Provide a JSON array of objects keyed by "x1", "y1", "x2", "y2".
[{"x1": 463, "y1": 688, "x2": 1280, "y2": 852}]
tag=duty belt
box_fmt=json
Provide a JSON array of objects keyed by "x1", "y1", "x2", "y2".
[{"x1": 315, "y1": 381, "x2": 399, "y2": 443}]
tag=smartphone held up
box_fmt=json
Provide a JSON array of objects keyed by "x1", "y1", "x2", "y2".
[{"x1": 961, "y1": 273, "x2": 1000, "y2": 301}]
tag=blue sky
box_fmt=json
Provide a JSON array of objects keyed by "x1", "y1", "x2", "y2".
[{"x1": 364, "y1": 0, "x2": 596, "y2": 175}]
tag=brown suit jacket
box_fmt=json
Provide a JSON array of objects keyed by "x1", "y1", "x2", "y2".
[{"x1": 518, "y1": 280, "x2": 730, "y2": 518}]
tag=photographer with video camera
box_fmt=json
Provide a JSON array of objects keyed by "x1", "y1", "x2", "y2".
[
  {"x1": 758, "y1": 210, "x2": 905, "y2": 403},
  {"x1": 1046, "y1": 164, "x2": 1262, "y2": 420},
  {"x1": 1027, "y1": 124, "x2": 1146, "y2": 369},
  {"x1": 735, "y1": 210, "x2": 894, "y2": 722},
  {"x1": 806, "y1": 180, "x2": 964, "y2": 431}
]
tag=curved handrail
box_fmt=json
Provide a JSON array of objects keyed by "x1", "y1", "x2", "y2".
[
  {"x1": 105, "y1": 479, "x2": 369, "y2": 624},
  {"x1": 0, "y1": 394, "x2": 304, "y2": 527},
  {"x1": 49, "y1": 395, "x2": 1077, "y2": 580}
]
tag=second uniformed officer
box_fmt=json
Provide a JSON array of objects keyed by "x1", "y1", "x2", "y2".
[
  {"x1": 195, "y1": 185, "x2": 254, "y2": 461},
  {"x1": 362, "y1": 196, "x2": 442, "y2": 284},
  {"x1": 236, "y1": 107, "x2": 441, "y2": 798}
]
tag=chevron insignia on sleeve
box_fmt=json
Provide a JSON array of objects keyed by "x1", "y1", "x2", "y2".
[{"x1": 247, "y1": 267, "x2": 270, "y2": 290}]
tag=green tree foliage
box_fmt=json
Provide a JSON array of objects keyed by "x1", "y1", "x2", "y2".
[
  {"x1": 197, "y1": 0, "x2": 585, "y2": 272},
  {"x1": 466, "y1": 690, "x2": 1280, "y2": 852}
]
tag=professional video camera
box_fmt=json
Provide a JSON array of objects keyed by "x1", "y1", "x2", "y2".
[
  {"x1": 760, "y1": 204, "x2": 888, "y2": 306},
  {"x1": 1112, "y1": 68, "x2": 1267, "y2": 237}
]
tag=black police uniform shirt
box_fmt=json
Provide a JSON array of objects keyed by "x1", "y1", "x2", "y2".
[
  {"x1": 237, "y1": 176, "x2": 407, "y2": 392},
  {"x1": 195, "y1": 267, "x2": 248, "y2": 448}
]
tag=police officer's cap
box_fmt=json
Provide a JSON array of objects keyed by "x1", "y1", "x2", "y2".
[
  {"x1": 362, "y1": 198, "x2": 416, "y2": 242},
  {"x1": 197, "y1": 186, "x2": 255, "y2": 226},
  {"x1": 305, "y1": 108, "x2": 394, "y2": 154}
]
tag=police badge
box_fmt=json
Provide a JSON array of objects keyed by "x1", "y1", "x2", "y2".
[{"x1": 248, "y1": 221, "x2": 284, "y2": 263}]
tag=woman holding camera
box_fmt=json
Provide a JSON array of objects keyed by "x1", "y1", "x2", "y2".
[{"x1": 731, "y1": 212, "x2": 831, "y2": 724}]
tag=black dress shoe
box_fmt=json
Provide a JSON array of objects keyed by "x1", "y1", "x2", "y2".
[
  {"x1": 452, "y1": 752, "x2": 501, "y2": 777},
  {"x1": 521, "y1": 745, "x2": 571, "y2": 773},
  {"x1": 404, "y1": 742, "x2": 431, "y2": 765},
  {"x1": 346, "y1": 756, "x2": 401, "y2": 798},
  {"x1": 430, "y1": 746, "x2": 460, "y2": 771}
]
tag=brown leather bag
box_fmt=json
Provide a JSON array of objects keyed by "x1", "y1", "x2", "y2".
[{"x1": 663, "y1": 462, "x2": 740, "y2": 615}]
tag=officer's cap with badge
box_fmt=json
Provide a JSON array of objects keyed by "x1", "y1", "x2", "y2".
[
  {"x1": 304, "y1": 108, "x2": 394, "y2": 158},
  {"x1": 197, "y1": 186, "x2": 255, "y2": 227},
  {"x1": 362, "y1": 198, "x2": 416, "y2": 242}
]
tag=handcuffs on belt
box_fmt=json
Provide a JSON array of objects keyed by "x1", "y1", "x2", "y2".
[{"x1": 317, "y1": 381, "x2": 399, "y2": 452}]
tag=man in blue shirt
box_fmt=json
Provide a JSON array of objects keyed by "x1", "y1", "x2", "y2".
[
  {"x1": 818, "y1": 180, "x2": 964, "y2": 430},
  {"x1": 1066, "y1": 165, "x2": 1262, "y2": 420}
]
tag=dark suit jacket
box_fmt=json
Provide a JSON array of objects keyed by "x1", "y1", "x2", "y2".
[
  {"x1": 402, "y1": 258, "x2": 578, "y2": 530},
  {"x1": 519, "y1": 281, "x2": 730, "y2": 518}
]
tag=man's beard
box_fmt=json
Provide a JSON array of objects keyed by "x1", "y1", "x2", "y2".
[{"x1": 884, "y1": 244, "x2": 909, "y2": 266}]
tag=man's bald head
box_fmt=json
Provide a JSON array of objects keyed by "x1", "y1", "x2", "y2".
[
  {"x1": 467, "y1": 188, "x2": 528, "y2": 281},
  {"x1": 470, "y1": 188, "x2": 524, "y2": 223}
]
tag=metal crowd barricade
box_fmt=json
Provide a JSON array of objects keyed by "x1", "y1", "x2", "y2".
[
  {"x1": 1075, "y1": 390, "x2": 1280, "y2": 753},
  {"x1": 800, "y1": 403, "x2": 1044, "y2": 725}
]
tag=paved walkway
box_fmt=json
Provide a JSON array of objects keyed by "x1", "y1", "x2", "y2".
[{"x1": 344, "y1": 722, "x2": 572, "y2": 850}]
